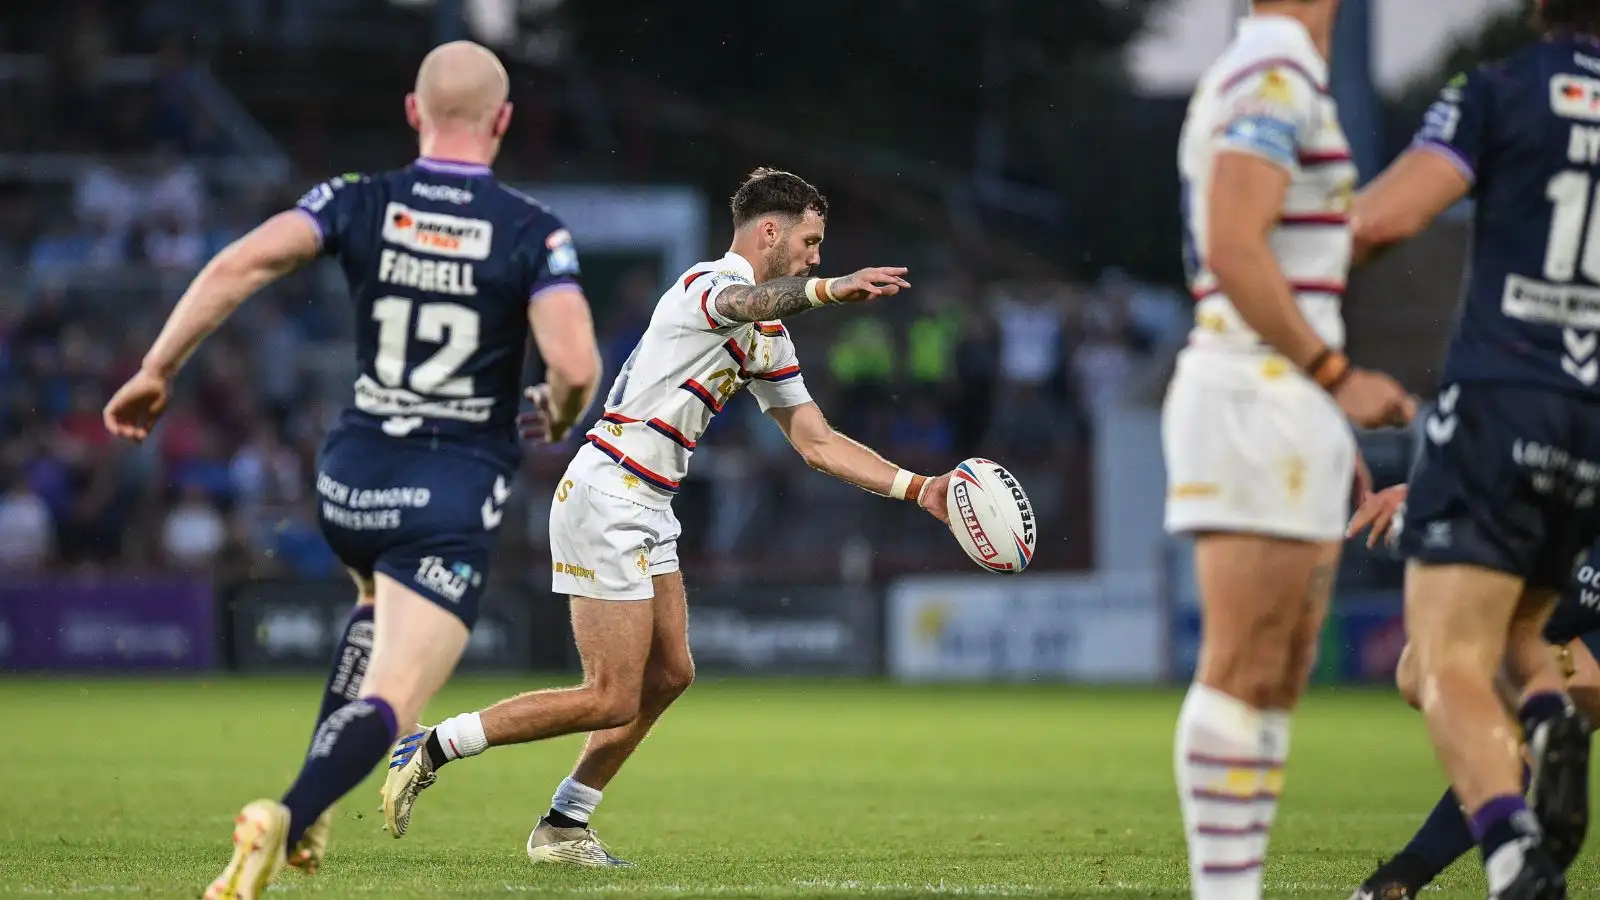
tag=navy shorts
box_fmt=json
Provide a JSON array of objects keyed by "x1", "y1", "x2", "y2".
[
  {"x1": 315, "y1": 426, "x2": 511, "y2": 627},
  {"x1": 1398, "y1": 383, "x2": 1600, "y2": 590}
]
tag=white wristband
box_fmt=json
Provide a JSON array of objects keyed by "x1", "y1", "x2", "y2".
[
  {"x1": 889, "y1": 468, "x2": 927, "y2": 502},
  {"x1": 805, "y1": 277, "x2": 835, "y2": 307}
]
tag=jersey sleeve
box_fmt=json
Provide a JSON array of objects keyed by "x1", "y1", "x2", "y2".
[
  {"x1": 523, "y1": 218, "x2": 583, "y2": 302},
  {"x1": 747, "y1": 328, "x2": 811, "y2": 412},
  {"x1": 293, "y1": 173, "x2": 369, "y2": 255},
  {"x1": 1211, "y1": 61, "x2": 1320, "y2": 172},
  {"x1": 696, "y1": 270, "x2": 752, "y2": 330},
  {"x1": 1411, "y1": 68, "x2": 1490, "y2": 185}
]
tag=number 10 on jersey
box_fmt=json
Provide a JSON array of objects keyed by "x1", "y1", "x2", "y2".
[{"x1": 371, "y1": 296, "x2": 480, "y2": 397}]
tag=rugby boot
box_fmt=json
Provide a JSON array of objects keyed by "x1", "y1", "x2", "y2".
[
  {"x1": 204, "y1": 800, "x2": 289, "y2": 900},
  {"x1": 381, "y1": 727, "x2": 437, "y2": 838},
  {"x1": 1527, "y1": 708, "x2": 1591, "y2": 869},
  {"x1": 526, "y1": 816, "x2": 634, "y2": 867},
  {"x1": 1488, "y1": 840, "x2": 1566, "y2": 900},
  {"x1": 286, "y1": 808, "x2": 331, "y2": 874},
  {"x1": 1348, "y1": 853, "x2": 1434, "y2": 900}
]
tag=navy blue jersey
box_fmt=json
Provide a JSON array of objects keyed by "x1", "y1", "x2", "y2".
[
  {"x1": 294, "y1": 157, "x2": 580, "y2": 469},
  {"x1": 1419, "y1": 37, "x2": 1600, "y2": 394}
]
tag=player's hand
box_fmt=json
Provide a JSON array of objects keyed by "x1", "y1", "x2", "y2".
[
  {"x1": 1333, "y1": 368, "x2": 1416, "y2": 429},
  {"x1": 518, "y1": 384, "x2": 573, "y2": 444},
  {"x1": 828, "y1": 267, "x2": 911, "y2": 303},
  {"x1": 1347, "y1": 484, "x2": 1408, "y2": 548},
  {"x1": 1353, "y1": 447, "x2": 1373, "y2": 508},
  {"x1": 103, "y1": 368, "x2": 172, "y2": 443},
  {"x1": 918, "y1": 471, "x2": 952, "y2": 524}
]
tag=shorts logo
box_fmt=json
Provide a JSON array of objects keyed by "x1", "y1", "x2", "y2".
[
  {"x1": 415, "y1": 556, "x2": 480, "y2": 604},
  {"x1": 635, "y1": 551, "x2": 649, "y2": 577},
  {"x1": 382, "y1": 202, "x2": 493, "y2": 259},
  {"x1": 554, "y1": 560, "x2": 595, "y2": 580},
  {"x1": 1426, "y1": 384, "x2": 1460, "y2": 445}
]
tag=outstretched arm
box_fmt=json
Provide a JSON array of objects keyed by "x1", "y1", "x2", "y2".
[
  {"x1": 767, "y1": 401, "x2": 950, "y2": 522},
  {"x1": 714, "y1": 266, "x2": 911, "y2": 322},
  {"x1": 1351, "y1": 148, "x2": 1471, "y2": 263},
  {"x1": 144, "y1": 210, "x2": 321, "y2": 377},
  {"x1": 105, "y1": 210, "x2": 319, "y2": 441}
]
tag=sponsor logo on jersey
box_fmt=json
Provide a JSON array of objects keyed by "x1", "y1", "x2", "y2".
[
  {"x1": 1255, "y1": 68, "x2": 1295, "y2": 105},
  {"x1": 1552, "y1": 74, "x2": 1600, "y2": 122},
  {"x1": 382, "y1": 202, "x2": 493, "y2": 259},
  {"x1": 415, "y1": 556, "x2": 480, "y2": 604},
  {"x1": 544, "y1": 228, "x2": 580, "y2": 277},
  {"x1": 411, "y1": 182, "x2": 474, "y2": 205}
]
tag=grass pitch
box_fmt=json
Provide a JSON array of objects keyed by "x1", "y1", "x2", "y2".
[{"x1": 1, "y1": 677, "x2": 1596, "y2": 898}]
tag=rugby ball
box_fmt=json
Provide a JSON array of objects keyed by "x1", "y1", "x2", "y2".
[{"x1": 946, "y1": 458, "x2": 1035, "y2": 573}]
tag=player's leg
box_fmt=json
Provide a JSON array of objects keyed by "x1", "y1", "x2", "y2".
[
  {"x1": 1500, "y1": 589, "x2": 1589, "y2": 870},
  {"x1": 1176, "y1": 532, "x2": 1327, "y2": 900},
  {"x1": 1403, "y1": 563, "x2": 1562, "y2": 893},
  {"x1": 206, "y1": 575, "x2": 469, "y2": 900},
  {"x1": 287, "y1": 569, "x2": 376, "y2": 875},
  {"x1": 528, "y1": 571, "x2": 694, "y2": 866}
]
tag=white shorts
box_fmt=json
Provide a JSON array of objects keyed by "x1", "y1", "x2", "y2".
[
  {"x1": 549, "y1": 454, "x2": 682, "y2": 601},
  {"x1": 1162, "y1": 348, "x2": 1356, "y2": 542}
]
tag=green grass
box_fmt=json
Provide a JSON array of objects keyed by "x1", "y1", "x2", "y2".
[{"x1": 0, "y1": 677, "x2": 1594, "y2": 898}]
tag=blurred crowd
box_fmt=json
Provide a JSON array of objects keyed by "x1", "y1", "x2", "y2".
[{"x1": 0, "y1": 2, "x2": 1188, "y2": 577}]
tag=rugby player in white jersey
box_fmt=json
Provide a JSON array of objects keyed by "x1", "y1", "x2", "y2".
[
  {"x1": 1166, "y1": 3, "x2": 1414, "y2": 898},
  {"x1": 381, "y1": 167, "x2": 957, "y2": 865}
]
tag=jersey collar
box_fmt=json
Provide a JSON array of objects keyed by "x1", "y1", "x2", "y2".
[
  {"x1": 719, "y1": 250, "x2": 757, "y2": 281},
  {"x1": 413, "y1": 157, "x2": 494, "y2": 177}
]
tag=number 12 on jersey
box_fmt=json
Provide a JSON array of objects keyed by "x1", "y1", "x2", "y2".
[{"x1": 371, "y1": 296, "x2": 480, "y2": 397}]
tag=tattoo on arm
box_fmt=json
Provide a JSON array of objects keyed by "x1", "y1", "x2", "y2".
[{"x1": 713, "y1": 277, "x2": 814, "y2": 323}]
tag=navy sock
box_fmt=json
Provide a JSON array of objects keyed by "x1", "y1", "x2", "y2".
[
  {"x1": 282, "y1": 696, "x2": 398, "y2": 847},
  {"x1": 1470, "y1": 794, "x2": 1534, "y2": 864},
  {"x1": 311, "y1": 605, "x2": 376, "y2": 737},
  {"x1": 1519, "y1": 691, "x2": 1572, "y2": 737},
  {"x1": 1401, "y1": 787, "x2": 1475, "y2": 876}
]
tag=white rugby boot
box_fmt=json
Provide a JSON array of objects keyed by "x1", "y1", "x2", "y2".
[
  {"x1": 526, "y1": 816, "x2": 634, "y2": 867},
  {"x1": 381, "y1": 727, "x2": 437, "y2": 837}
]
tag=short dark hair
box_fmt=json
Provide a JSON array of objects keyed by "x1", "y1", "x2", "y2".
[
  {"x1": 729, "y1": 167, "x2": 828, "y2": 227},
  {"x1": 1540, "y1": 0, "x2": 1600, "y2": 35}
]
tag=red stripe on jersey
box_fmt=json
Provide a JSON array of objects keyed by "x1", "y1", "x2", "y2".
[
  {"x1": 753, "y1": 365, "x2": 801, "y2": 382},
  {"x1": 682, "y1": 270, "x2": 710, "y2": 290},
  {"x1": 1298, "y1": 150, "x2": 1352, "y2": 166},
  {"x1": 1218, "y1": 57, "x2": 1328, "y2": 97},
  {"x1": 646, "y1": 418, "x2": 697, "y2": 450},
  {"x1": 700, "y1": 288, "x2": 718, "y2": 328},
  {"x1": 756, "y1": 322, "x2": 786, "y2": 337},
  {"x1": 585, "y1": 435, "x2": 681, "y2": 492},
  {"x1": 1191, "y1": 280, "x2": 1345, "y2": 301},
  {"x1": 601, "y1": 412, "x2": 640, "y2": 425},
  {"x1": 680, "y1": 379, "x2": 724, "y2": 413}
]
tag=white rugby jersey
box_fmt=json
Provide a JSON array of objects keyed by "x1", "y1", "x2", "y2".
[
  {"x1": 575, "y1": 251, "x2": 811, "y2": 508},
  {"x1": 1178, "y1": 14, "x2": 1358, "y2": 353}
]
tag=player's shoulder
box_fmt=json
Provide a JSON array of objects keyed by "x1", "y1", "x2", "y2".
[
  {"x1": 676, "y1": 254, "x2": 754, "y2": 292},
  {"x1": 295, "y1": 170, "x2": 375, "y2": 213},
  {"x1": 1206, "y1": 17, "x2": 1328, "y2": 96}
]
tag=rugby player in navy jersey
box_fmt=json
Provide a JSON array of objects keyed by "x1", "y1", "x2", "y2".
[
  {"x1": 1347, "y1": 487, "x2": 1600, "y2": 900},
  {"x1": 1349, "y1": 2, "x2": 1600, "y2": 896},
  {"x1": 102, "y1": 41, "x2": 601, "y2": 899}
]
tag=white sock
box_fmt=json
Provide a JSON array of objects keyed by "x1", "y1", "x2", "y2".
[
  {"x1": 433, "y1": 712, "x2": 488, "y2": 761},
  {"x1": 1252, "y1": 710, "x2": 1292, "y2": 879},
  {"x1": 550, "y1": 776, "x2": 603, "y2": 825},
  {"x1": 1175, "y1": 684, "x2": 1269, "y2": 900}
]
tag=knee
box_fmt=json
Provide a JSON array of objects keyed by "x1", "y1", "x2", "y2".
[
  {"x1": 1198, "y1": 621, "x2": 1294, "y2": 709},
  {"x1": 643, "y1": 656, "x2": 695, "y2": 709},
  {"x1": 586, "y1": 682, "x2": 643, "y2": 730},
  {"x1": 1396, "y1": 643, "x2": 1422, "y2": 710}
]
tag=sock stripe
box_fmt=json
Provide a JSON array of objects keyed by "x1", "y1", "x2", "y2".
[
  {"x1": 1201, "y1": 858, "x2": 1264, "y2": 875},
  {"x1": 1196, "y1": 822, "x2": 1268, "y2": 836},
  {"x1": 1186, "y1": 753, "x2": 1283, "y2": 770},
  {"x1": 1191, "y1": 788, "x2": 1279, "y2": 804}
]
